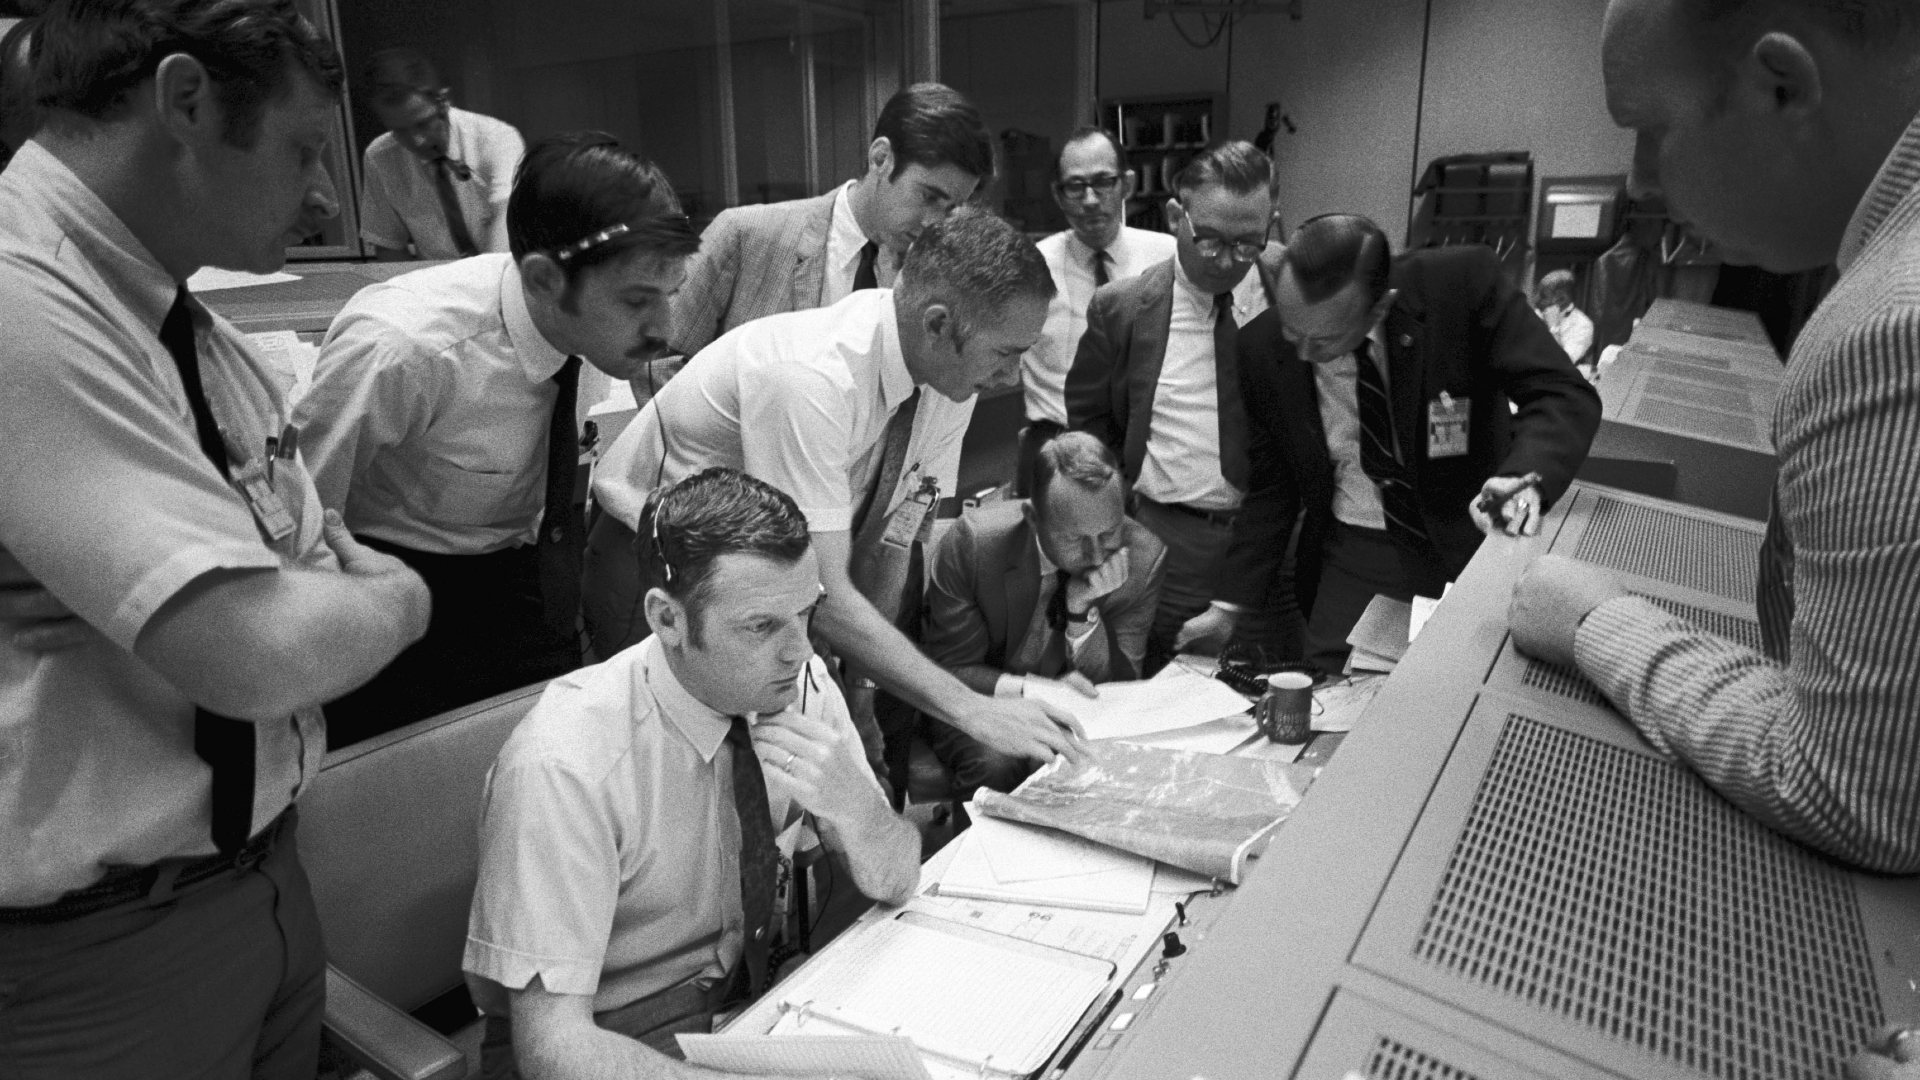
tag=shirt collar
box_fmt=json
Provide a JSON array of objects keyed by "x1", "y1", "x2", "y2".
[
  {"x1": 1064, "y1": 229, "x2": 1115, "y2": 275},
  {"x1": 1838, "y1": 106, "x2": 1920, "y2": 273},
  {"x1": 498, "y1": 258, "x2": 572, "y2": 383},
  {"x1": 8, "y1": 141, "x2": 183, "y2": 335},
  {"x1": 831, "y1": 179, "x2": 871, "y2": 269},
  {"x1": 875, "y1": 290, "x2": 916, "y2": 410},
  {"x1": 637, "y1": 636, "x2": 734, "y2": 762}
]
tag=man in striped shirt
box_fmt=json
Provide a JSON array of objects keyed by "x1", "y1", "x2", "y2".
[{"x1": 1510, "y1": 0, "x2": 1920, "y2": 877}]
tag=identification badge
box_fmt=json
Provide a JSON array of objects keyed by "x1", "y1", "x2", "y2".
[
  {"x1": 1427, "y1": 392, "x2": 1471, "y2": 459},
  {"x1": 881, "y1": 473, "x2": 940, "y2": 550},
  {"x1": 233, "y1": 458, "x2": 297, "y2": 541}
]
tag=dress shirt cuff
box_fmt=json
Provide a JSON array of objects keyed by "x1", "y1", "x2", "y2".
[
  {"x1": 1064, "y1": 609, "x2": 1101, "y2": 652},
  {"x1": 994, "y1": 673, "x2": 1026, "y2": 698},
  {"x1": 1208, "y1": 600, "x2": 1248, "y2": 616}
]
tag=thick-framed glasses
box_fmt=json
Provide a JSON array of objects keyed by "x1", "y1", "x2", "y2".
[
  {"x1": 1191, "y1": 234, "x2": 1269, "y2": 263},
  {"x1": 1054, "y1": 174, "x2": 1123, "y2": 200}
]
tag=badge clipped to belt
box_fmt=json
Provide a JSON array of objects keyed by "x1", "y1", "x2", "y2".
[{"x1": 1427, "y1": 391, "x2": 1471, "y2": 459}]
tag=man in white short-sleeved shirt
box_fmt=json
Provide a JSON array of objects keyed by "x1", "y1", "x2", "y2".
[
  {"x1": 357, "y1": 47, "x2": 523, "y2": 261},
  {"x1": 586, "y1": 207, "x2": 1086, "y2": 787},
  {"x1": 1018, "y1": 127, "x2": 1175, "y2": 493},
  {"x1": 299, "y1": 133, "x2": 698, "y2": 747},
  {"x1": 0, "y1": 5, "x2": 429, "y2": 1075},
  {"x1": 465, "y1": 469, "x2": 919, "y2": 1079}
]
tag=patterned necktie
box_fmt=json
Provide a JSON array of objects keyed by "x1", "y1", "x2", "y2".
[
  {"x1": 1354, "y1": 338, "x2": 1429, "y2": 543},
  {"x1": 433, "y1": 157, "x2": 480, "y2": 258},
  {"x1": 850, "y1": 388, "x2": 920, "y2": 541},
  {"x1": 537, "y1": 357, "x2": 584, "y2": 644},
  {"x1": 853, "y1": 240, "x2": 880, "y2": 291},
  {"x1": 158, "y1": 287, "x2": 258, "y2": 856},
  {"x1": 726, "y1": 717, "x2": 779, "y2": 998},
  {"x1": 1092, "y1": 248, "x2": 1110, "y2": 288},
  {"x1": 1212, "y1": 293, "x2": 1249, "y2": 490}
]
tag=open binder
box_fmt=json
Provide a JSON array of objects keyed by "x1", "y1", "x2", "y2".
[{"x1": 773, "y1": 911, "x2": 1116, "y2": 1078}]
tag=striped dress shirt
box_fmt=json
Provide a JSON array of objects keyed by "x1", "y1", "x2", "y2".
[{"x1": 1573, "y1": 109, "x2": 1920, "y2": 875}]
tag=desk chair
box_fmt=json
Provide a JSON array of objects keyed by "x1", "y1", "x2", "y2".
[{"x1": 301, "y1": 682, "x2": 549, "y2": 1080}]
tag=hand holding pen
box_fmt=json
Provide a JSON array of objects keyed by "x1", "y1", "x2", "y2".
[{"x1": 1471, "y1": 471, "x2": 1545, "y2": 538}]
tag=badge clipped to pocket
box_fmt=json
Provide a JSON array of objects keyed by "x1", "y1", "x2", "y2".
[{"x1": 1427, "y1": 391, "x2": 1471, "y2": 459}]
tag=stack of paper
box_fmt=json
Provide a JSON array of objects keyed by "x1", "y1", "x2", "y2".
[
  {"x1": 934, "y1": 813, "x2": 1154, "y2": 914},
  {"x1": 1022, "y1": 665, "x2": 1254, "y2": 753},
  {"x1": 1345, "y1": 594, "x2": 1411, "y2": 673}
]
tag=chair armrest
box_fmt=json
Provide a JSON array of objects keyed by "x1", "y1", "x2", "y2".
[{"x1": 324, "y1": 965, "x2": 468, "y2": 1080}]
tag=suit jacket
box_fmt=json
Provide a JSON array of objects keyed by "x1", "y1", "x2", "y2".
[
  {"x1": 1221, "y1": 245, "x2": 1601, "y2": 618},
  {"x1": 923, "y1": 502, "x2": 1168, "y2": 684},
  {"x1": 1063, "y1": 251, "x2": 1279, "y2": 492},
  {"x1": 668, "y1": 191, "x2": 837, "y2": 357}
]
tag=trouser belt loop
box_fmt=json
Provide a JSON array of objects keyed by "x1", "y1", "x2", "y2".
[{"x1": 144, "y1": 862, "x2": 183, "y2": 903}]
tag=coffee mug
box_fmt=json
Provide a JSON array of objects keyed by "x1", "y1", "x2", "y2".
[{"x1": 1255, "y1": 670, "x2": 1314, "y2": 744}]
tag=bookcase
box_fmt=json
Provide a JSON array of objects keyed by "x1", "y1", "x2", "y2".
[{"x1": 1099, "y1": 93, "x2": 1225, "y2": 233}]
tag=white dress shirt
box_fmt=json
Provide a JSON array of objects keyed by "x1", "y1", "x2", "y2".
[
  {"x1": 297, "y1": 254, "x2": 573, "y2": 555},
  {"x1": 591, "y1": 289, "x2": 974, "y2": 533},
  {"x1": 359, "y1": 106, "x2": 524, "y2": 259},
  {"x1": 1021, "y1": 226, "x2": 1178, "y2": 426},
  {"x1": 823, "y1": 180, "x2": 896, "y2": 303},
  {"x1": 1539, "y1": 303, "x2": 1595, "y2": 364},
  {"x1": 1313, "y1": 325, "x2": 1395, "y2": 530},
  {"x1": 1132, "y1": 256, "x2": 1268, "y2": 511}
]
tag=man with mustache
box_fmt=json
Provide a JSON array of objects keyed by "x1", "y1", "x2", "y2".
[{"x1": 297, "y1": 132, "x2": 698, "y2": 746}]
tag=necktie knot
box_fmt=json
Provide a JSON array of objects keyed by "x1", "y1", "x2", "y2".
[
  {"x1": 436, "y1": 156, "x2": 473, "y2": 182},
  {"x1": 853, "y1": 240, "x2": 881, "y2": 292}
]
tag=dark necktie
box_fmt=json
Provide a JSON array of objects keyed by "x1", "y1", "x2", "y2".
[
  {"x1": 1091, "y1": 248, "x2": 1110, "y2": 288},
  {"x1": 433, "y1": 157, "x2": 480, "y2": 258},
  {"x1": 158, "y1": 287, "x2": 258, "y2": 856},
  {"x1": 726, "y1": 717, "x2": 780, "y2": 998},
  {"x1": 1212, "y1": 293, "x2": 1250, "y2": 490},
  {"x1": 537, "y1": 357, "x2": 584, "y2": 645},
  {"x1": 853, "y1": 240, "x2": 880, "y2": 291},
  {"x1": 1354, "y1": 338, "x2": 1429, "y2": 543},
  {"x1": 850, "y1": 388, "x2": 921, "y2": 541}
]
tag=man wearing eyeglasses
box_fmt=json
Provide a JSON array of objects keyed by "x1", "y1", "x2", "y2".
[
  {"x1": 1064, "y1": 140, "x2": 1285, "y2": 671},
  {"x1": 1016, "y1": 127, "x2": 1176, "y2": 495},
  {"x1": 297, "y1": 134, "x2": 699, "y2": 747},
  {"x1": 358, "y1": 47, "x2": 524, "y2": 261},
  {"x1": 1183, "y1": 214, "x2": 1599, "y2": 674}
]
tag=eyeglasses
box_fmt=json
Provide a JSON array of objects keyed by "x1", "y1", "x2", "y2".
[
  {"x1": 1191, "y1": 234, "x2": 1269, "y2": 263},
  {"x1": 1054, "y1": 174, "x2": 1123, "y2": 200}
]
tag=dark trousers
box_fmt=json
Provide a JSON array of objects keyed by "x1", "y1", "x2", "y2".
[
  {"x1": 1303, "y1": 521, "x2": 1451, "y2": 674},
  {"x1": 1131, "y1": 496, "x2": 1300, "y2": 673},
  {"x1": 324, "y1": 537, "x2": 580, "y2": 748},
  {"x1": 582, "y1": 511, "x2": 647, "y2": 660},
  {"x1": 922, "y1": 715, "x2": 1037, "y2": 796},
  {"x1": 479, "y1": 973, "x2": 737, "y2": 1078},
  {"x1": 0, "y1": 814, "x2": 325, "y2": 1080}
]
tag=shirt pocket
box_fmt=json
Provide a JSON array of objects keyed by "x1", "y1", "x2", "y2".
[{"x1": 415, "y1": 456, "x2": 534, "y2": 529}]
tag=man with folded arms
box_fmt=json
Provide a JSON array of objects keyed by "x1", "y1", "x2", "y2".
[
  {"x1": 923, "y1": 431, "x2": 1168, "y2": 794},
  {"x1": 464, "y1": 468, "x2": 918, "y2": 1079},
  {"x1": 0, "y1": 2, "x2": 429, "y2": 1074}
]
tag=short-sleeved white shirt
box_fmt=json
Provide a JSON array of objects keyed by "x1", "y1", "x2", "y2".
[
  {"x1": 1021, "y1": 226, "x2": 1176, "y2": 427},
  {"x1": 0, "y1": 143, "x2": 335, "y2": 906},
  {"x1": 591, "y1": 289, "x2": 975, "y2": 532},
  {"x1": 296, "y1": 255, "x2": 572, "y2": 555},
  {"x1": 359, "y1": 106, "x2": 524, "y2": 259},
  {"x1": 462, "y1": 637, "x2": 871, "y2": 1015}
]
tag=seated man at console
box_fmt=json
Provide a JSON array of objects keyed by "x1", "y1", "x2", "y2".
[
  {"x1": 463, "y1": 468, "x2": 921, "y2": 1079},
  {"x1": 922, "y1": 431, "x2": 1168, "y2": 793}
]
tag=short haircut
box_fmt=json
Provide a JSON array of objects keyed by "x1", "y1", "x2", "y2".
[
  {"x1": 1283, "y1": 213, "x2": 1394, "y2": 307},
  {"x1": 637, "y1": 468, "x2": 813, "y2": 640},
  {"x1": 507, "y1": 131, "x2": 700, "y2": 287},
  {"x1": 1173, "y1": 139, "x2": 1277, "y2": 200},
  {"x1": 1537, "y1": 269, "x2": 1577, "y2": 306},
  {"x1": 33, "y1": 0, "x2": 343, "y2": 147},
  {"x1": 897, "y1": 204, "x2": 1056, "y2": 324},
  {"x1": 1680, "y1": 0, "x2": 1914, "y2": 52},
  {"x1": 874, "y1": 81, "x2": 993, "y2": 182},
  {"x1": 1055, "y1": 125, "x2": 1125, "y2": 181},
  {"x1": 1, "y1": 17, "x2": 42, "y2": 158},
  {"x1": 1031, "y1": 430, "x2": 1123, "y2": 508},
  {"x1": 360, "y1": 45, "x2": 441, "y2": 111}
]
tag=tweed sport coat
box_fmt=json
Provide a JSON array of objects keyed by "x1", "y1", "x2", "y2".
[{"x1": 668, "y1": 191, "x2": 838, "y2": 358}]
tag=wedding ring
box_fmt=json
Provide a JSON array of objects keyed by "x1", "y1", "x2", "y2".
[{"x1": 784, "y1": 750, "x2": 797, "y2": 767}]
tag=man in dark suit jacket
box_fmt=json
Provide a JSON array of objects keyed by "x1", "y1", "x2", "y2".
[
  {"x1": 922, "y1": 433, "x2": 1168, "y2": 793},
  {"x1": 1064, "y1": 141, "x2": 1285, "y2": 671},
  {"x1": 1181, "y1": 214, "x2": 1600, "y2": 672},
  {"x1": 666, "y1": 82, "x2": 993, "y2": 358}
]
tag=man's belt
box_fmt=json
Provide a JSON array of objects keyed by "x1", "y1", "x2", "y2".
[
  {"x1": 0, "y1": 807, "x2": 292, "y2": 924},
  {"x1": 1135, "y1": 495, "x2": 1239, "y2": 528}
]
